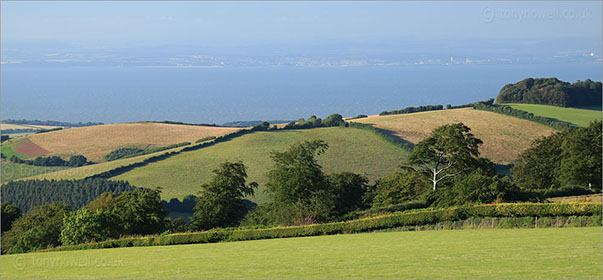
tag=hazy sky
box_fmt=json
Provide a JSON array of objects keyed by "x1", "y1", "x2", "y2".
[{"x1": 2, "y1": 1, "x2": 601, "y2": 48}]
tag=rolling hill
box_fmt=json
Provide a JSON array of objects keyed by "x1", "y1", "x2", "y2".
[
  {"x1": 1, "y1": 227, "x2": 600, "y2": 279},
  {"x1": 8, "y1": 122, "x2": 241, "y2": 162},
  {"x1": 351, "y1": 108, "x2": 556, "y2": 164},
  {"x1": 112, "y1": 127, "x2": 409, "y2": 202},
  {"x1": 505, "y1": 104, "x2": 602, "y2": 127}
]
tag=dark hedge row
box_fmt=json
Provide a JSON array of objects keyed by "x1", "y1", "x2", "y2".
[
  {"x1": 473, "y1": 103, "x2": 575, "y2": 130},
  {"x1": 380, "y1": 105, "x2": 444, "y2": 116},
  {"x1": 41, "y1": 202, "x2": 602, "y2": 253}
]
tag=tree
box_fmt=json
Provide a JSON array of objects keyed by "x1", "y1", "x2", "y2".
[
  {"x1": 370, "y1": 170, "x2": 428, "y2": 208},
  {"x1": 556, "y1": 120, "x2": 602, "y2": 190},
  {"x1": 110, "y1": 188, "x2": 167, "y2": 235},
  {"x1": 60, "y1": 209, "x2": 117, "y2": 245},
  {"x1": 429, "y1": 171, "x2": 519, "y2": 208},
  {"x1": 1, "y1": 203, "x2": 21, "y2": 233},
  {"x1": 511, "y1": 131, "x2": 566, "y2": 189},
  {"x1": 264, "y1": 140, "x2": 335, "y2": 224},
  {"x1": 1, "y1": 202, "x2": 71, "y2": 253},
  {"x1": 327, "y1": 172, "x2": 369, "y2": 215},
  {"x1": 192, "y1": 161, "x2": 257, "y2": 230},
  {"x1": 322, "y1": 113, "x2": 345, "y2": 127},
  {"x1": 408, "y1": 123, "x2": 482, "y2": 191},
  {"x1": 68, "y1": 155, "x2": 88, "y2": 167}
]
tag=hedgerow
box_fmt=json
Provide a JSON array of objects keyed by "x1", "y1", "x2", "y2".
[{"x1": 40, "y1": 202, "x2": 602, "y2": 253}]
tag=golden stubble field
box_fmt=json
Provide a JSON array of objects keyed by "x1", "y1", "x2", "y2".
[
  {"x1": 25, "y1": 123, "x2": 242, "y2": 162},
  {"x1": 351, "y1": 108, "x2": 556, "y2": 164}
]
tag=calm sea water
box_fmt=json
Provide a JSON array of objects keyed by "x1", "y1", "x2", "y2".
[{"x1": 1, "y1": 64, "x2": 601, "y2": 124}]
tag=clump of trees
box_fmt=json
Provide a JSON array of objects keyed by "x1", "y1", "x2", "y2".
[
  {"x1": 284, "y1": 114, "x2": 345, "y2": 129},
  {"x1": 242, "y1": 140, "x2": 370, "y2": 226},
  {"x1": 496, "y1": 78, "x2": 602, "y2": 107},
  {"x1": 191, "y1": 161, "x2": 257, "y2": 230},
  {"x1": 1, "y1": 187, "x2": 167, "y2": 253},
  {"x1": 9, "y1": 154, "x2": 89, "y2": 167},
  {"x1": 512, "y1": 120, "x2": 602, "y2": 191}
]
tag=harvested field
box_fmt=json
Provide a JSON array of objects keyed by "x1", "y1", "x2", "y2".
[
  {"x1": 351, "y1": 108, "x2": 556, "y2": 164},
  {"x1": 26, "y1": 123, "x2": 242, "y2": 162}
]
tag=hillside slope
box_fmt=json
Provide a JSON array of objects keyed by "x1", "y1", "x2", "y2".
[
  {"x1": 351, "y1": 108, "x2": 555, "y2": 164},
  {"x1": 505, "y1": 104, "x2": 602, "y2": 127},
  {"x1": 113, "y1": 127, "x2": 409, "y2": 202},
  {"x1": 19, "y1": 122, "x2": 241, "y2": 162}
]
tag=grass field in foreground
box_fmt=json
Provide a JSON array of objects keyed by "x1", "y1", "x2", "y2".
[
  {"x1": 113, "y1": 127, "x2": 409, "y2": 202},
  {"x1": 0, "y1": 161, "x2": 70, "y2": 183},
  {"x1": 352, "y1": 108, "x2": 555, "y2": 164},
  {"x1": 1, "y1": 227, "x2": 601, "y2": 279},
  {"x1": 505, "y1": 104, "x2": 602, "y2": 127}
]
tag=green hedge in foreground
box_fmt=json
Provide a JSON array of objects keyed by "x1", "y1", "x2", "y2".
[{"x1": 40, "y1": 202, "x2": 601, "y2": 253}]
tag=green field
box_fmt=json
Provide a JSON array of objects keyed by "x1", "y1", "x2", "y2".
[
  {"x1": 505, "y1": 104, "x2": 602, "y2": 127},
  {"x1": 1, "y1": 142, "x2": 28, "y2": 160},
  {"x1": 113, "y1": 127, "x2": 409, "y2": 202},
  {"x1": 1, "y1": 227, "x2": 600, "y2": 279},
  {"x1": 0, "y1": 161, "x2": 70, "y2": 183}
]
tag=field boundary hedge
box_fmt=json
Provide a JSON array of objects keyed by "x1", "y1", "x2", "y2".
[
  {"x1": 473, "y1": 103, "x2": 575, "y2": 130},
  {"x1": 39, "y1": 202, "x2": 602, "y2": 253}
]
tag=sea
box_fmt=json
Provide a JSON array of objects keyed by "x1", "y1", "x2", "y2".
[{"x1": 1, "y1": 63, "x2": 601, "y2": 124}]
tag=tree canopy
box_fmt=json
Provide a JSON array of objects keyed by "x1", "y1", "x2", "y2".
[
  {"x1": 408, "y1": 123, "x2": 482, "y2": 191},
  {"x1": 496, "y1": 77, "x2": 602, "y2": 107}
]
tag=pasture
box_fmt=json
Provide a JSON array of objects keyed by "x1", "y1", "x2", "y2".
[
  {"x1": 505, "y1": 104, "x2": 602, "y2": 127},
  {"x1": 113, "y1": 127, "x2": 409, "y2": 202},
  {"x1": 0, "y1": 161, "x2": 70, "y2": 183},
  {"x1": 24, "y1": 123, "x2": 241, "y2": 162},
  {"x1": 351, "y1": 108, "x2": 555, "y2": 164},
  {"x1": 1, "y1": 227, "x2": 600, "y2": 279}
]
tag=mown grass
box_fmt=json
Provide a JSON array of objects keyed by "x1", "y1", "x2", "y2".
[
  {"x1": 113, "y1": 127, "x2": 409, "y2": 203},
  {"x1": 0, "y1": 161, "x2": 70, "y2": 183},
  {"x1": 505, "y1": 104, "x2": 602, "y2": 127},
  {"x1": 352, "y1": 108, "x2": 555, "y2": 164},
  {"x1": 1, "y1": 227, "x2": 601, "y2": 279}
]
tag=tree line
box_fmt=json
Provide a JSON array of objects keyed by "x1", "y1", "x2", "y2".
[{"x1": 496, "y1": 78, "x2": 602, "y2": 107}]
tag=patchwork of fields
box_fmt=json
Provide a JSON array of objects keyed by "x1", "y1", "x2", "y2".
[
  {"x1": 113, "y1": 127, "x2": 409, "y2": 202},
  {"x1": 351, "y1": 108, "x2": 555, "y2": 164},
  {"x1": 1, "y1": 227, "x2": 600, "y2": 279},
  {"x1": 21, "y1": 122, "x2": 241, "y2": 162},
  {"x1": 505, "y1": 103, "x2": 602, "y2": 127}
]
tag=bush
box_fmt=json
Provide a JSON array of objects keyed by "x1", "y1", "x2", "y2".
[{"x1": 474, "y1": 103, "x2": 574, "y2": 130}]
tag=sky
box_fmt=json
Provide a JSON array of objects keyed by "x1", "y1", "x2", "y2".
[{"x1": 2, "y1": 1, "x2": 602, "y2": 48}]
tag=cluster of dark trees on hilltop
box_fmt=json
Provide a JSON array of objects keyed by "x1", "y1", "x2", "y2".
[{"x1": 496, "y1": 78, "x2": 602, "y2": 107}]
